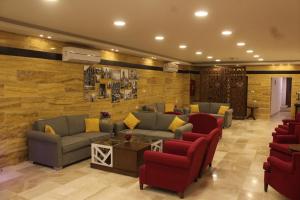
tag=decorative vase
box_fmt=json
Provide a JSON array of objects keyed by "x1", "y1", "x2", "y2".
[{"x1": 124, "y1": 134, "x2": 132, "y2": 142}]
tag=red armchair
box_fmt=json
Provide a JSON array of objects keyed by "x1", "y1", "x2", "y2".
[
  {"x1": 270, "y1": 125, "x2": 300, "y2": 162},
  {"x1": 139, "y1": 137, "x2": 207, "y2": 198},
  {"x1": 275, "y1": 113, "x2": 300, "y2": 133},
  {"x1": 273, "y1": 122, "x2": 300, "y2": 136},
  {"x1": 182, "y1": 128, "x2": 220, "y2": 176},
  {"x1": 263, "y1": 153, "x2": 300, "y2": 200},
  {"x1": 188, "y1": 113, "x2": 222, "y2": 136}
]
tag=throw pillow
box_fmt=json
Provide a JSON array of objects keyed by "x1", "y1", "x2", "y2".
[
  {"x1": 218, "y1": 106, "x2": 230, "y2": 115},
  {"x1": 123, "y1": 113, "x2": 140, "y2": 130},
  {"x1": 190, "y1": 104, "x2": 200, "y2": 113},
  {"x1": 168, "y1": 116, "x2": 186, "y2": 132},
  {"x1": 45, "y1": 124, "x2": 56, "y2": 135},
  {"x1": 85, "y1": 118, "x2": 100, "y2": 132},
  {"x1": 165, "y1": 103, "x2": 175, "y2": 113}
]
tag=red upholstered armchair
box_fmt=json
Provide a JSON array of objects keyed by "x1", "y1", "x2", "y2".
[
  {"x1": 188, "y1": 113, "x2": 222, "y2": 136},
  {"x1": 182, "y1": 128, "x2": 220, "y2": 176},
  {"x1": 275, "y1": 113, "x2": 300, "y2": 133},
  {"x1": 273, "y1": 122, "x2": 300, "y2": 136},
  {"x1": 270, "y1": 125, "x2": 300, "y2": 162},
  {"x1": 263, "y1": 153, "x2": 300, "y2": 200},
  {"x1": 139, "y1": 138, "x2": 207, "y2": 198}
]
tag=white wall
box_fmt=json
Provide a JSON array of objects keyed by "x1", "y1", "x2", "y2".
[
  {"x1": 281, "y1": 78, "x2": 287, "y2": 106},
  {"x1": 271, "y1": 77, "x2": 283, "y2": 115}
]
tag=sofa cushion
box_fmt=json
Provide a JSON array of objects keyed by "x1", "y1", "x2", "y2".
[
  {"x1": 133, "y1": 112, "x2": 157, "y2": 130},
  {"x1": 156, "y1": 113, "x2": 187, "y2": 131},
  {"x1": 124, "y1": 113, "x2": 140, "y2": 129},
  {"x1": 211, "y1": 103, "x2": 229, "y2": 114},
  {"x1": 155, "y1": 103, "x2": 165, "y2": 113},
  {"x1": 169, "y1": 116, "x2": 186, "y2": 132},
  {"x1": 74, "y1": 132, "x2": 111, "y2": 142},
  {"x1": 35, "y1": 116, "x2": 69, "y2": 137},
  {"x1": 66, "y1": 114, "x2": 88, "y2": 135},
  {"x1": 61, "y1": 136, "x2": 90, "y2": 153},
  {"x1": 119, "y1": 129, "x2": 175, "y2": 139},
  {"x1": 195, "y1": 102, "x2": 210, "y2": 113}
]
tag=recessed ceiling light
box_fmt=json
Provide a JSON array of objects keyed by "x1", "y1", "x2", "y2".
[
  {"x1": 179, "y1": 44, "x2": 187, "y2": 49},
  {"x1": 194, "y1": 10, "x2": 208, "y2": 17},
  {"x1": 253, "y1": 54, "x2": 260, "y2": 58},
  {"x1": 207, "y1": 56, "x2": 213, "y2": 59},
  {"x1": 246, "y1": 49, "x2": 254, "y2": 53},
  {"x1": 237, "y1": 42, "x2": 246, "y2": 46},
  {"x1": 155, "y1": 35, "x2": 164, "y2": 41},
  {"x1": 151, "y1": 56, "x2": 156, "y2": 60},
  {"x1": 111, "y1": 48, "x2": 115, "y2": 51},
  {"x1": 114, "y1": 49, "x2": 119, "y2": 52},
  {"x1": 44, "y1": 0, "x2": 58, "y2": 2},
  {"x1": 39, "y1": 34, "x2": 44, "y2": 38},
  {"x1": 50, "y1": 47, "x2": 56, "y2": 50},
  {"x1": 114, "y1": 20, "x2": 126, "y2": 27},
  {"x1": 258, "y1": 58, "x2": 264, "y2": 61},
  {"x1": 221, "y1": 30, "x2": 232, "y2": 36},
  {"x1": 215, "y1": 59, "x2": 221, "y2": 62},
  {"x1": 195, "y1": 51, "x2": 203, "y2": 55},
  {"x1": 47, "y1": 36, "x2": 52, "y2": 39}
]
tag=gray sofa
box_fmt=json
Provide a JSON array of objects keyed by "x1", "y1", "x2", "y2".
[
  {"x1": 184, "y1": 102, "x2": 233, "y2": 128},
  {"x1": 139, "y1": 102, "x2": 183, "y2": 113},
  {"x1": 114, "y1": 112, "x2": 193, "y2": 139},
  {"x1": 27, "y1": 115, "x2": 113, "y2": 169}
]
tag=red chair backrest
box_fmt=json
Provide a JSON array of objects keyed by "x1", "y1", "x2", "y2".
[
  {"x1": 296, "y1": 113, "x2": 300, "y2": 122},
  {"x1": 188, "y1": 113, "x2": 218, "y2": 134},
  {"x1": 294, "y1": 124, "x2": 300, "y2": 143}
]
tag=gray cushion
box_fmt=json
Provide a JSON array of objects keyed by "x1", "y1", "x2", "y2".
[
  {"x1": 74, "y1": 132, "x2": 111, "y2": 142},
  {"x1": 133, "y1": 112, "x2": 157, "y2": 130},
  {"x1": 119, "y1": 129, "x2": 175, "y2": 139},
  {"x1": 210, "y1": 103, "x2": 230, "y2": 114},
  {"x1": 66, "y1": 114, "x2": 89, "y2": 135},
  {"x1": 35, "y1": 116, "x2": 69, "y2": 137},
  {"x1": 196, "y1": 102, "x2": 210, "y2": 113},
  {"x1": 61, "y1": 136, "x2": 90, "y2": 153},
  {"x1": 155, "y1": 103, "x2": 165, "y2": 113}
]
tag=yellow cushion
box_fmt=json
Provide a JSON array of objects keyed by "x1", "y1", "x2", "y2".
[
  {"x1": 123, "y1": 113, "x2": 140, "y2": 130},
  {"x1": 218, "y1": 106, "x2": 230, "y2": 115},
  {"x1": 45, "y1": 124, "x2": 56, "y2": 135},
  {"x1": 165, "y1": 103, "x2": 175, "y2": 113},
  {"x1": 168, "y1": 116, "x2": 186, "y2": 133},
  {"x1": 190, "y1": 104, "x2": 200, "y2": 113},
  {"x1": 85, "y1": 118, "x2": 100, "y2": 132}
]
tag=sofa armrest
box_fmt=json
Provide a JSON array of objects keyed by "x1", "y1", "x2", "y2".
[
  {"x1": 144, "y1": 150, "x2": 190, "y2": 169},
  {"x1": 174, "y1": 123, "x2": 193, "y2": 139},
  {"x1": 163, "y1": 140, "x2": 191, "y2": 155},
  {"x1": 100, "y1": 120, "x2": 114, "y2": 133},
  {"x1": 183, "y1": 107, "x2": 191, "y2": 115},
  {"x1": 268, "y1": 156, "x2": 293, "y2": 173},
  {"x1": 273, "y1": 135, "x2": 298, "y2": 143},
  {"x1": 113, "y1": 121, "x2": 126, "y2": 134},
  {"x1": 27, "y1": 130, "x2": 61, "y2": 144},
  {"x1": 224, "y1": 109, "x2": 233, "y2": 127}
]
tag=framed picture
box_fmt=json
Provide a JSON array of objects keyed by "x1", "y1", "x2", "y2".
[
  {"x1": 112, "y1": 70, "x2": 121, "y2": 81},
  {"x1": 84, "y1": 65, "x2": 96, "y2": 90}
]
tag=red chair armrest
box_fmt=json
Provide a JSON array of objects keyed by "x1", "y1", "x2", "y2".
[
  {"x1": 282, "y1": 119, "x2": 294, "y2": 125},
  {"x1": 144, "y1": 150, "x2": 190, "y2": 169},
  {"x1": 275, "y1": 127, "x2": 289, "y2": 135},
  {"x1": 268, "y1": 156, "x2": 293, "y2": 173},
  {"x1": 269, "y1": 143, "x2": 291, "y2": 155},
  {"x1": 183, "y1": 132, "x2": 207, "y2": 141},
  {"x1": 278, "y1": 124, "x2": 288, "y2": 130},
  {"x1": 163, "y1": 140, "x2": 191, "y2": 155},
  {"x1": 273, "y1": 135, "x2": 298, "y2": 143}
]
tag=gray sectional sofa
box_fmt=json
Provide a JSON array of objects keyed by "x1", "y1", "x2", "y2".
[
  {"x1": 27, "y1": 115, "x2": 113, "y2": 169},
  {"x1": 139, "y1": 102, "x2": 183, "y2": 113},
  {"x1": 114, "y1": 112, "x2": 193, "y2": 139},
  {"x1": 184, "y1": 102, "x2": 233, "y2": 128}
]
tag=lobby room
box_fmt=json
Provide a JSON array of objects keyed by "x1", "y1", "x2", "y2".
[{"x1": 0, "y1": 0, "x2": 300, "y2": 200}]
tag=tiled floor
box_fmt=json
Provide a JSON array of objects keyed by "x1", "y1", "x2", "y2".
[{"x1": 0, "y1": 113, "x2": 291, "y2": 200}]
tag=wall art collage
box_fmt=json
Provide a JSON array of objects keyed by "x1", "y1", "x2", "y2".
[{"x1": 83, "y1": 65, "x2": 138, "y2": 103}]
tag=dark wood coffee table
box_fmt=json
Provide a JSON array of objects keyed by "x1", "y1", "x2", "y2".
[
  {"x1": 90, "y1": 134, "x2": 163, "y2": 177},
  {"x1": 288, "y1": 144, "x2": 300, "y2": 152}
]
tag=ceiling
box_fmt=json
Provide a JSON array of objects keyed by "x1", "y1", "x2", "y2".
[{"x1": 0, "y1": 0, "x2": 300, "y2": 64}]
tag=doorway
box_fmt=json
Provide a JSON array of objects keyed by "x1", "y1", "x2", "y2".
[{"x1": 270, "y1": 77, "x2": 292, "y2": 117}]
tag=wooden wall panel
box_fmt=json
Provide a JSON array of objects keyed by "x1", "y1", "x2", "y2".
[{"x1": 0, "y1": 31, "x2": 190, "y2": 167}]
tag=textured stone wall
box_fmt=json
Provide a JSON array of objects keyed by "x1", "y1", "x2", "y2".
[{"x1": 0, "y1": 31, "x2": 190, "y2": 167}]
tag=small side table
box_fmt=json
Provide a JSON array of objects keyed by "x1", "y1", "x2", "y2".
[
  {"x1": 288, "y1": 144, "x2": 300, "y2": 152},
  {"x1": 247, "y1": 106, "x2": 258, "y2": 120}
]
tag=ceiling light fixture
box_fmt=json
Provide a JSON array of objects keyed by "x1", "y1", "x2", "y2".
[
  {"x1": 207, "y1": 56, "x2": 213, "y2": 59},
  {"x1": 50, "y1": 47, "x2": 56, "y2": 50},
  {"x1": 253, "y1": 54, "x2": 260, "y2": 58},
  {"x1": 195, "y1": 51, "x2": 203, "y2": 55},
  {"x1": 151, "y1": 56, "x2": 157, "y2": 60},
  {"x1": 237, "y1": 42, "x2": 246, "y2": 46},
  {"x1": 155, "y1": 35, "x2": 164, "y2": 41},
  {"x1": 47, "y1": 36, "x2": 52, "y2": 39},
  {"x1": 194, "y1": 10, "x2": 208, "y2": 17},
  {"x1": 215, "y1": 59, "x2": 221, "y2": 62},
  {"x1": 114, "y1": 20, "x2": 126, "y2": 27},
  {"x1": 39, "y1": 34, "x2": 44, "y2": 38},
  {"x1": 44, "y1": 0, "x2": 58, "y2": 2},
  {"x1": 258, "y1": 58, "x2": 264, "y2": 61},
  {"x1": 114, "y1": 49, "x2": 119, "y2": 52},
  {"x1": 246, "y1": 49, "x2": 254, "y2": 53},
  {"x1": 179, "y1": 44, "x2": 187, "y2": 49},
  {"x1": 221, "y1": 30, "x2": 232, "y2": 36}
]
